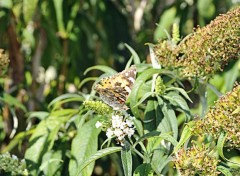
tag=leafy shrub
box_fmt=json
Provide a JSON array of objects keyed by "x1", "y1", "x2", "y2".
[{"x1": 0, "y1": 6, "x2": 240, "y2": 176}]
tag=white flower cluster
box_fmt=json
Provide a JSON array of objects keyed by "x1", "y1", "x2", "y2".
[{"x1": 96, "y1": 115, "x2": 135, "y2": 146}]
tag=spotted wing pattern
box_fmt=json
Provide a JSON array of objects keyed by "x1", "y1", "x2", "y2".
[{"x1": 94, "y1": 65, "x2": 137, "y2": 110}]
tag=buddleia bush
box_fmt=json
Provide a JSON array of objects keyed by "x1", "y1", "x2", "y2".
[
  {"x1": 1, "y1": 6, "x2": 239, "y2": 176},
  {"x1": 0, "y1": 49, "x2": 9, "y2": 76},
  {"x1": 154, "y1": 7, "x2": 240, "y2": 79},
  {"x1": 193, "y1": 84, "x2": 240, "y2": 148}
]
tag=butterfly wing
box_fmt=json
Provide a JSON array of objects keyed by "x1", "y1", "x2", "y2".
[{"x1": 94, "y1": 66, "x2": 136, "y2": 110}]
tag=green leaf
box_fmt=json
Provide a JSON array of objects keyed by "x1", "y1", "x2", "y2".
[
  {"x1": 133, "y1": 118, "x2": 144, "y2": 137},
  {"x1": 66, "y1": 2, "x2": 80, "y2": 32},
  {"x1": 134, "y1": 131, "x2": 160, "y2": 147},
  {"x1": 133, "y1": 163, "x2": 153, "y2": 176},
  {"x1": 121, "y1": 142, "x2": 132, "y2": 176},
  {"x1": 217, "y1": 132, "x2": 240, "y2": 167},
  {"x1": 133, "y1": 92, "x2": 153, "y2": 108},
  {"x1": 166, "y1": 87, "x2": 192, "y2": 103},
  {"x1": 50, "y1": 109, "x2": 79, "y2": 117},
  {"x1": 163, "y1": 91, "x2": 191, "y2": 121},
  {"x1": 76, "y1": 147, "x2": 122, "y2": 176},
  {"x1": 217, "y1": 132, "x2": 228, "y2": 161},
  {"x1": 173, "y1": 122, "x2": 194, "y2": 153},
  {"x1": 144, "y1": 100, "x2": 158, "y2": 132},
  {"x1": 2, "y1": 130, "x2": 33, "y2": 153},
  {"x1": 161, "y1": 100, "x2": 178, "y2": 139},
  {"x1": 153, "y1": 7, "x2": 176, "y2": 41},
  {"x1": 224, "y1": 59, "x2": 240, "y2": 91},
  {"x1": 145, "y1": 132, "x2": 178, "y2": 154},
  {"x1": 158, "y1": 133, "x2": 178, "y2": 146},
  {"x1": 84, "y1": 65, "x2": 117, "y2": 75},
  {"x1": 69, "y1": 117, "x2": 101, "y2": 176},
  {"x1": 53, "y1": 0, "x2": 66, "y2": 34},
  {"x1": 23, "y1": 0, "x2": 38, "y2": 23},
  {"x1": 156, "y1": 98, "x2": 171, "y2": 135},
  {"x1": 125, "y1": 56, "x2": 134, "y2": 69},
  {"x1": 217, "y1": 166, "x2": 232, "y2": 176},
  {"x1": 124, "y1": 44, "x2": 141, "y2": 64},
  {"x1": 1, "y1": 93, "x2": 27, "y2": 112},
  {"x1": 129, "y1": 68, "x2": 162, "y2": 117},
  {"x1": 40, "y1": 150, "x2": 63, "y2": 176},
  {"x1": 79, "y1": 77, "x2": 98, "y2": 89},
  {"x1": 163, "y1": 91, "x2": 190, "y2": 112},
  {"x1": 151, "y1": 154, "x2": 173, "y2": 174},
  {"x1": 134, "y1": 131, "x2": 177, "y2": 166},
  {"x1": 28, "y1": 111, "x2": 50, "y2": 121},
  {"x1": 48, "y1": 93, "x2": 83, "y2": 109},
  {"x1": 25, "y1": 115, "x2": 70, "y2": 175}
]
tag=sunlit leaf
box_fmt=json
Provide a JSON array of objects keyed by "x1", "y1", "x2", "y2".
[
  {"x1": 173, "y1": 121, "x2": 194, "y2": 153},
  {"x1": 79, "y1": 77, "x2": 98, "y2": 89},
  {"x1": 76, "y1": 147, "x2": 122, "y2": 176},
  {"x1": 69, "y1": 117, "x2": 101, "y2": 176},
  {"x1": 25, "y1": 115, "x2": 70, "y2": 175},
  {"x1": 217, "y1": 166, "x2": 232, "y2": 176},
  {"x1": 84, "y1": 65, "x2": 117, "y2": 75},
  {"x1": 124, "y1": 44, "x2": 141, "y2": 64},
  {"x1": 40, "y1": 150, "x2": 63, "y2": 175},
  {"x1": 48, "y1": 93, "x2": 83, "y2": 110},
  {"x1": 28, "y1": 111, "x2": 50, "y2": 121},
  {"x1": 217, "y1": 132, "x2": 228, "y2": 161},
  {"x1": 216, "y1": 132, "x2": 240, "y2": 167}
]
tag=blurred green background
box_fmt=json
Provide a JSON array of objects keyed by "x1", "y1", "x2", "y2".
[{"x1": 0, "y1": 0, "x2": 239, "y2": 154}]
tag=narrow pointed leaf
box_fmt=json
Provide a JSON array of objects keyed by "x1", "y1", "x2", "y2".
[
  {"x1": 76, "y1": 147, "x2": 122, "y2": 176},
  {"x1": 84, "y1": 65, "x2": 116, "y2": 75},
  {"x1": 121, "y1": 143, "x2": 132, "y2": 176},
  {"x1": 166, "y1": 87, "x2": 192, "y2": 102},
  {"x1": 125, "y1": 44, "x2": 141, "y2": 64},
  {"x1": 217, "y1": 166, "x2": 232, "y2": 176},
  {"x1": 173, "y1": 122, "x2": 194, "y2": 153}
]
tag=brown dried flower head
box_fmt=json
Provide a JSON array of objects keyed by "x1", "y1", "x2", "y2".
[
  {"x1": 193, "y1": 83, "x2": 240, "y2": 148},
  {"x1": 154, "y1": 7, "x2": 240, "y2": 79},
  {"x1": 175, "y1": 143, "x2": 219, "y2": 176},
  {"x1": 0, "y1": 49, "x2": 9, "y2": 75}
]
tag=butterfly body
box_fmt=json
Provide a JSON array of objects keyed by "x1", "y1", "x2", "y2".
[{"x1": 94, "y1": 66, "x2": 137, "y2": 110}]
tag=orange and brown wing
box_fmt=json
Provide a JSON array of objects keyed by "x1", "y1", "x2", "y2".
[{"x1": 94, "y1": 66, "x2": 136, "y2": 110}]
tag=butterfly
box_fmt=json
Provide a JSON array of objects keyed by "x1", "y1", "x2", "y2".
[{"x1": 94, "y1": 65, "x2": 137, "y2": 110}]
